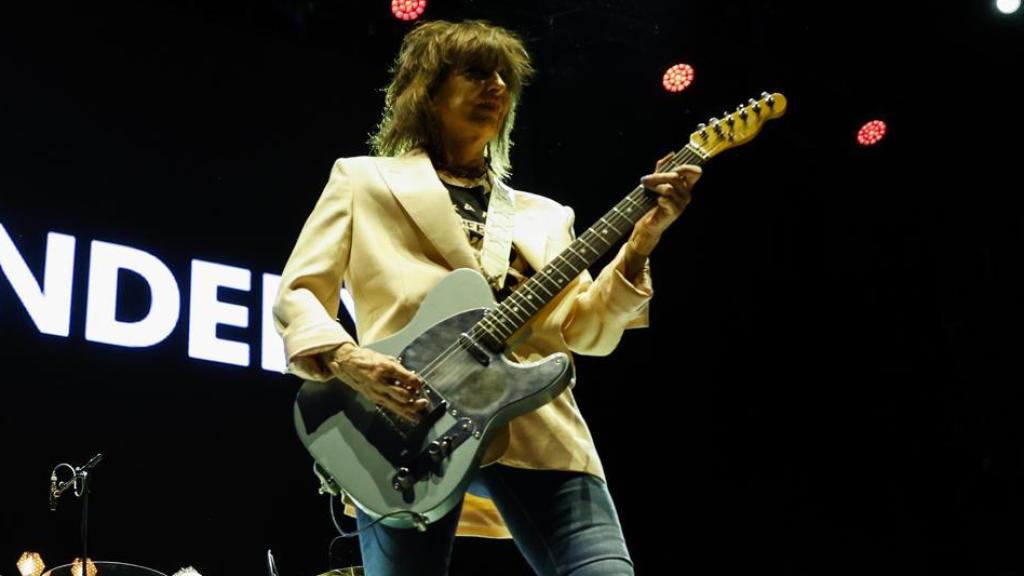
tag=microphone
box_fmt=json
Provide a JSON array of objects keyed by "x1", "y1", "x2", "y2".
[
  {"x1": 81, "y1": 453, "x2": 103, "y2": 472},
  {"x1": 49, "y1": 472, "x2": 59, "y2": 512}
]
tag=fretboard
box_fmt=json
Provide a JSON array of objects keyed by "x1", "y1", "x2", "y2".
[{"x1": 470, "y1": 144, "x2": 707, "y2": 348}]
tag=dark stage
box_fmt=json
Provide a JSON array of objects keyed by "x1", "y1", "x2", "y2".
[{"x1": 2, "y1": 1, "x2": 1022, "y2": 575}]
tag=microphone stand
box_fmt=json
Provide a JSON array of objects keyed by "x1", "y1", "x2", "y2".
[{"x1": 52, "y1": 454, "x2": 104, "y2": 575}]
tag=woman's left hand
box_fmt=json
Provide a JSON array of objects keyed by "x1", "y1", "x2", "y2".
[
  {"x1": 621, "y1": 152, "x2": 702, "y2": 281},
  {"x1": 636, "y1": 152, "x2": 702, "y2": 238}
]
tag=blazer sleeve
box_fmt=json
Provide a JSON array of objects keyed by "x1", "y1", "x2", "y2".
[
  {"x1": 273, "y1": 159, "x2": 357, "y2": 379},
  {"x1": 541, "y1": 205, "x2": 654, "y2": 357}
]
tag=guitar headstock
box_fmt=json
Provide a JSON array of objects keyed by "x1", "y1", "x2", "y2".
[{"x1": 688, "y1": 92, "x2": 787, "y2": 160}]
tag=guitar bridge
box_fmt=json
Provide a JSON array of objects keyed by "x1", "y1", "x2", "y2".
[{"x1": 391, "y1": 414, "x2": 480, "y2": 493}]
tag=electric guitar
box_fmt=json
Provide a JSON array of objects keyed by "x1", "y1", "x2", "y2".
[{"x1": 294, "y1": 92, "x2": 788, "y2": 530}]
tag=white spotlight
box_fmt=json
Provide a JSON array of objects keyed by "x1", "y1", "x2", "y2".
[{"x1": 996, "y1": 0, "x2": 1021, "y2": 14}]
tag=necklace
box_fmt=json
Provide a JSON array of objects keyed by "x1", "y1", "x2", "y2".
[
  {"x1": 437, "y1": 166, "x2": 490, "y2": 189},
  {"x1": 437, "y1": 161, "x2": 487, "y2": 179}
]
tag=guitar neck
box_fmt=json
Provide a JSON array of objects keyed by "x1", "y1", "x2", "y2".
[{"x1": 472, "y1": 144, "x2": 708, "y2": 347}]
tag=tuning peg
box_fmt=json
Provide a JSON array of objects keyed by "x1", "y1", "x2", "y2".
[
  {"x1": 748, "y1": 98, "x2": 761, "y2": 113},
  {"x1": 762, "y1": 92, "x2": 775, "y2": 107},
  {"x1": 697, "y1": 122, "x2": 708, "y2": 140},
  {"x1": 736, "y1": 104, "x2": 749, "y2": 120},
  {"x1": 725, "y1": 113, "x2": 735, "y2": 127}
]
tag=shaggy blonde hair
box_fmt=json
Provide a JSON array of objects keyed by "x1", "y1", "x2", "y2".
[{"x1": 369, "y1": 20, "x2": 534, "y2": 180}]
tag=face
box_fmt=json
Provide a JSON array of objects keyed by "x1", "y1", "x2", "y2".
[{"x1": 432, "y1": 65, "x2": 511, "y2": 145}]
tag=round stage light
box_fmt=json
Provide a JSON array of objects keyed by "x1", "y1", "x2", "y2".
[
  {"x1": 391, "y1": 0, "x2": 427, "y2": 21},
  {"x1": 857, "y1": 120, "x2": 887, "y2": 146},
  {"x1": 662, "y1": 63, "x2": 695, "y2": 93},
  {"x1": 996, "y1": 0, "x2": 1021, "y2": 15}
]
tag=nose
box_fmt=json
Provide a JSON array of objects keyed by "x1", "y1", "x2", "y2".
[{"x1": 487, "y1": 71, "x2": 507, "y2": 94}]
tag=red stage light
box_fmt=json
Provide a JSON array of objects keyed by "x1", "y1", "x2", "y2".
[
  {"x1": 391, "y1": 0, "x2": 427, "y2": 21},
  {"x1": 857, "y1": 120, "x2": 887, "y2": 146},
  {"x1": 662, "y1": 63, "x2": 695, "y2": 93}
]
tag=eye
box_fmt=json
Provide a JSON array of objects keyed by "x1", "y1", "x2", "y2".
[{"x1": 463, "y1": 66, "x2": 489, "y2": 80}]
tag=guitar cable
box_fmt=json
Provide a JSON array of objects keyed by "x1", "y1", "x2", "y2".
[
  {"x1": 328, "y1": 492, "x2": 430, "y2": 538},
  {"x1": 328, "y1": 493, "x2": 431, "y2": 567}
]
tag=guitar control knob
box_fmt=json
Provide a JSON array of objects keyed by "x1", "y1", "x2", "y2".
[
  {"x1": 427, "y1": 437, "x2": 454, "y2": 462},
  {"x1": 392, "y1": 467, "x2": 415, "y2": 491},
  {"x1": 427, "y1": 441, "x2": 444, "y2": 462}
]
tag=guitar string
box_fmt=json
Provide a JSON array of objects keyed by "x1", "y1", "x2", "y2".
[
  {"x1": 375, "y1": 146, "x2": 704, "y2": 431},
  {"x1": 403, "y1": 145, "x2": 704, "y2": 400}
]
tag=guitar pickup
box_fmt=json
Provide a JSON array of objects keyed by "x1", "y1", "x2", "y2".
[{"x1": 459, "y1": 333, "x2": 491, "y2": 366}]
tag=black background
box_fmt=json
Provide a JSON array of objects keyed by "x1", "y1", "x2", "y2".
[{"x1": 2, "y1": 1, "x2": 1022, "y2": 575}]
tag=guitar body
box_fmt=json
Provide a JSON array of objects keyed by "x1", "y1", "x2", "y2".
[{"x1": 294, "y1": 268, "x2": 572, "y2": 529}]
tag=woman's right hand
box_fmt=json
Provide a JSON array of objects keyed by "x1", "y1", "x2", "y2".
[{"x1": 318, "y1": 342, "x2": 430, "y2": 422}]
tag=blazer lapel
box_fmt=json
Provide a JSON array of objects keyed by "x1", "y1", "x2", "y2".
[
  {"x1": 374, "y1": 151, "x2": 481, "y2": 272},
  {"x1": 510, "y1": 192, "x2": 552, "y2": 273}
]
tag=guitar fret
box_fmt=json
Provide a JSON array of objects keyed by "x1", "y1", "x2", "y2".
[
  {"x1": 550, "y1": 258, "x2": 575, "y2": 282},
  {"x1": 568, "y1": 243, "x2": 587, "y2": 260},
  {"x1": 546, "y1": 275, "x2": 567, "y2": 290},
  {"x1": 564, "y1": 246, "x2": 589, "y2": 267},
  {"x1": 485, "y1": 310, "x2": 513, "y2": 333},
  {"x1": 520, "y1": 282, "x2": 544, "y2": 303},
  {"x1": 479, "y1": 314, "x2": 501, "y2": 335},
  {"x1": 542, "y1": 272, "x2": 567, "y2": 292},
  {"x1": 577, "y1": 235, "x2": 600, "y2": 255},
  {"x1": 478, "y1": 323, "x2": 502, "y2": 343},
  {"x1": 508, "y1": 294, "x2": 536, "y2": 317},
  {"x1": 597, "y1": 217, "x2": 624, "y2": 236},
  {"x1": 621, "y1": 198, "x2": 649, "y2": 219},
  {"x1": 500, "y1": 302, "x2": 529, "y2": 325},
  {"x1": 531, "y1": 279, "x2": 555, "y2": 298},
  {"x1": 623, "y1": 194, "x2": 645, "y2": 209},
  {"x1": 607, "y1": 207, "x2": 634, "y2": 227},
  {"x1": 491, "y1": 308, "x2": 517, "y2": 331}
]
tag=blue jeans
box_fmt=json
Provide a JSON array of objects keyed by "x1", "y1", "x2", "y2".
[{"x1": 356, "y1": 464, "x2": 634, "y2": 575}]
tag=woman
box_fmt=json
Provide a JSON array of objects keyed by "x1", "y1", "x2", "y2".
[{"x1": 274, "y1": 19, "x2": 700, "y2": 575}]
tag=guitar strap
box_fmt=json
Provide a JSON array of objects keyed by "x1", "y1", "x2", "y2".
[{"x1": 477, "y1": 178, "x2": 516, "y2": 292}]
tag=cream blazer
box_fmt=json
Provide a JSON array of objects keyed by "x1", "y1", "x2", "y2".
[{"x1": 274, "y1": 149, "x2": 653, "y2": 537}]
